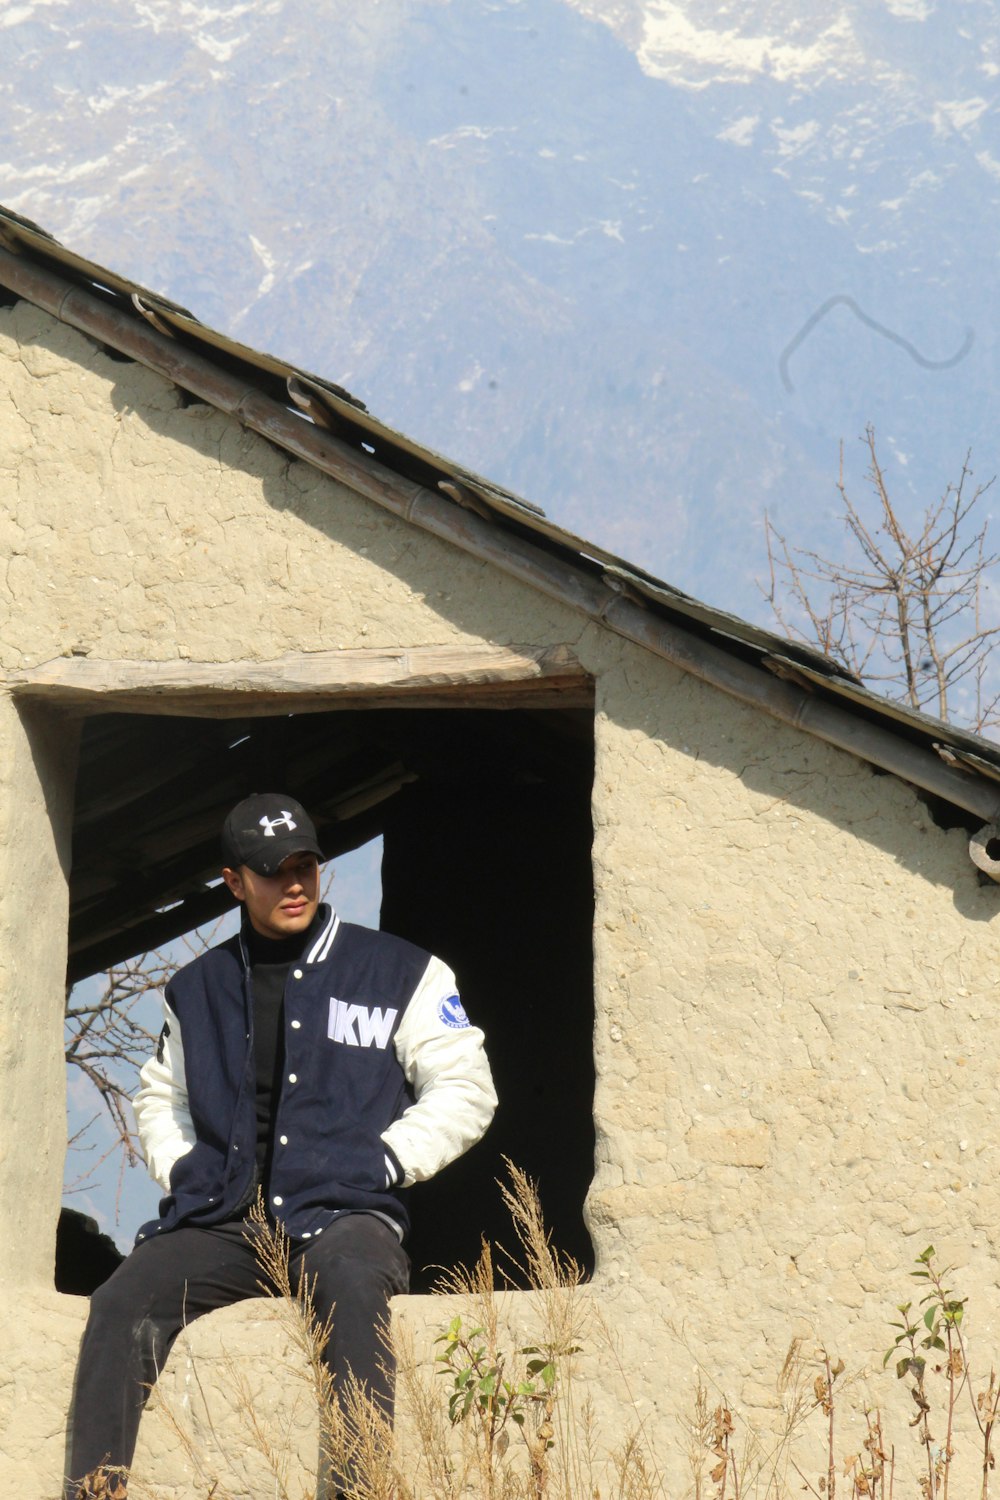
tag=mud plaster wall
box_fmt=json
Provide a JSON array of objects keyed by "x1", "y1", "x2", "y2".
[{"x1": 2, "y1": 302, "x2": 1000, "y2": 1494}]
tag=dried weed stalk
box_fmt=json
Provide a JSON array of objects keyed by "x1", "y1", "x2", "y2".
[
  {"x1": 124, "y1": 1182, "x2": 1000, "y2": 1500},
  {"x1": 131, "y1": 1165, "x2": 667, "y2": 1499}
]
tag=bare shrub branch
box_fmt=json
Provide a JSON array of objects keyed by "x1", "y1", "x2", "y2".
[
  {"x1": 762, "y1": 426, "x2": 999, "y2": 735},
  {"x1": 64, "y1": 922, "x2": 226, "y2": 1197}
]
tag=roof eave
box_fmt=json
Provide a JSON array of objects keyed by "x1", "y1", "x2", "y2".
[{"x1": 3, "y1": 206, "x2": 1000, "y2": 846}]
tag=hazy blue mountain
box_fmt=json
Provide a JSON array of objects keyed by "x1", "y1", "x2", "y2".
[{"x1": 3, "y1": 0, "x2": 997, "y2": 622}]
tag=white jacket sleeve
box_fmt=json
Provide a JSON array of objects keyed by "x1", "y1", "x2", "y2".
[
  {"x1": 133, "y1": 994, "x2": 197, "y2": 1193},
  {"x1": 382, "y1": 956, "x2": 497, "y2": 1187}
]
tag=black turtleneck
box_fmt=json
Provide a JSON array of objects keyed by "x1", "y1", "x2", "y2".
[{"x1": 244, "y1": 909, "x2": 324, "y2": 1182}]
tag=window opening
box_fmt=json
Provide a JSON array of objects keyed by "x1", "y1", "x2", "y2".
[{"x1": 60, "y1": 704, "x2": 595, "y2": 1293}]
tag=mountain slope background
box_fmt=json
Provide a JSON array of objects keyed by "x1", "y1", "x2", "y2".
[{"x1": 5, "y1": 0, "x2": 997, "y2": 621}]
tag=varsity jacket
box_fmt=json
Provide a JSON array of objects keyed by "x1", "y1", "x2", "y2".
[{"x1": 133, "y1": 905, "x2": 496, "y2": 1245}]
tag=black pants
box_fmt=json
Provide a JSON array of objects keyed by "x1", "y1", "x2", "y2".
[{"x1": 64, "y1": 1212, "x2": 410, "y2": 1496}]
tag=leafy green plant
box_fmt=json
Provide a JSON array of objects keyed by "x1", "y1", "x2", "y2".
[
  {"x1": 435, "y1": 1310, "x2": 561, "y2": 1430},
  {"x1": 434, "y1": 1297, "x2": 574, "y2": 1499},
  {"x1": 883, "y1": 1245, "x2": 968, "y2": 1500},
  {"x1": 426, "y1": 1164, "x2": 620, "y2": 1500}
]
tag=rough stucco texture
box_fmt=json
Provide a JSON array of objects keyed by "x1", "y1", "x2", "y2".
[
  {"x1": 3, "y1": 305, "x2": 1000, "y2": 1494},
  {"x1": 0, "y1": 694, "x2": 77, "y2": 1288},
  {"x1": 0, "y1": 300, "x2": 573, "y2": 671}
]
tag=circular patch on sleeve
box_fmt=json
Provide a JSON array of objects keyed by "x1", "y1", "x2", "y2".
[{"x1": 439, "y1": 995, "x2": 471, "y2": 1029}]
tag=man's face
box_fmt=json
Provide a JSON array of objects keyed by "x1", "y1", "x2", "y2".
[{"x1": 222, "y1": 851, "x2": 321, "y2": 941}]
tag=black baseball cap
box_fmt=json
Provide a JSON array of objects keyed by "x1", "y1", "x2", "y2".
[{"x1": 221, "y1": 793, "x2": 324, "y2": 876}]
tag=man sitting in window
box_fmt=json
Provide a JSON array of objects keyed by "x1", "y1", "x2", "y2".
[{"x1": 65, "y1": 792, "x2": 497, "y2": 1499}]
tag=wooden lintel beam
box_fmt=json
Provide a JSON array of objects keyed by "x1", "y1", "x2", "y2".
[{"x1": 7, "y1": 644, "x2": 591, "y2": 713}]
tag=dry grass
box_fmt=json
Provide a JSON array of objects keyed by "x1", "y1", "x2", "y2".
[
  {"x1": 122, "y1": 1165, "x2": 666, "y2": 1500},
  {"x1": 115, "y1": 1186, "x2": 998, "y2": 1500}
]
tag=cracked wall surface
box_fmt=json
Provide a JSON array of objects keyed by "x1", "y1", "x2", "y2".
[{"x1": 3, "y1": 303, "x2": 1000, "y2": 1494}]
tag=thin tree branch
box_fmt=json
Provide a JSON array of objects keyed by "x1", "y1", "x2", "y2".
[{"x1": 759, "y1": 429, "x2": 1000, "y2": 737}]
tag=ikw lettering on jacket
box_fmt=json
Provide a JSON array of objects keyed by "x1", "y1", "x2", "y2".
[{"x1": 133, "y1": 906, "x2": 497, "y2": 1244}]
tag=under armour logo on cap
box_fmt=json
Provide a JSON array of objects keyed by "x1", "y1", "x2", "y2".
[
  {"x1": 221, "y1": 793, "x2": 323, "y2": 876},
  {"x1": 259, "y1": 811, "x2": 297, "y2": 837}
]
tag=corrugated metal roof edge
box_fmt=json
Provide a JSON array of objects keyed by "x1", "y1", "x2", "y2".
[{"x1": 4, "y1": 203, "x2": 1000, "y2": 819}]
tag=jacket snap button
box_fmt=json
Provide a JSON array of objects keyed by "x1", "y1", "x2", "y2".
[
  {"x1": 288, "y1": 1073, "x2": 297, "y2": 1083},
  {"x1": 291, "y1": 1019, "x2": 301, "y2": 1029},
  {"x1": 273, "y1": 1195, "x2": 283, "y2": 1206},
  {"x1": 280, "y1": 1134, "x2": 288, "y2": 1145},
  {"x1": 293, "y1": 968, "x2": 303, "y2": 979}
]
